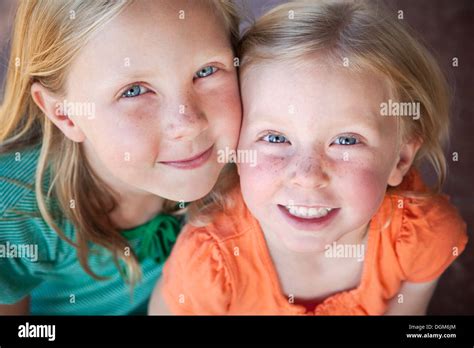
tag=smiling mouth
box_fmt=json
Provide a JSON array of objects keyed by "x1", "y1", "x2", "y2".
[
  {"x1": 159, "y1": 145, "x2": 214, "y2": 170},
  {"x1": 284, "y1": 204, "x2": 334, "y2": 219},
  {"x1": 277, "y1": 204, "x2": 340, "y2": 231}
]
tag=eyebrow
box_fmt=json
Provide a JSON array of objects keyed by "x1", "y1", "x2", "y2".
[{"x1": 194, "y1": 48, "x2": 235, "y2": 65}]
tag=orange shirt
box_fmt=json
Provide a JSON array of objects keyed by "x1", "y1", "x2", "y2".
[{"x1": 162, "y1": 170, "x2": 468, "y2": 315}]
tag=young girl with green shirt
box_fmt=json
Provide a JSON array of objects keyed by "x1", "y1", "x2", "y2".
[{"x1": 0, "y1": 0, "x2": 241, "y2": 315}]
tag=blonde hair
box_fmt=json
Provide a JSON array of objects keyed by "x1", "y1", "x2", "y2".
[
  {"x1": 189, "y1": 0, "x2": 452, "y2": 226},
  {"x1": 0, "y1": 0, "x2": 240, "y2": 284}
]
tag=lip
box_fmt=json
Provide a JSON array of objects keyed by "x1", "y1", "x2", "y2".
[
  {"x1": 277, "y1": 204, "x2": 340, "y2": 232},
  {"x1": 159, "y1": 145, "x2": 214, "y2": 170}
]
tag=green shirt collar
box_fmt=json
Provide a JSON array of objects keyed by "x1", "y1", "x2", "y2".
[{"x1": 121, "y1": 213, "x2": 183, "y2": 263}]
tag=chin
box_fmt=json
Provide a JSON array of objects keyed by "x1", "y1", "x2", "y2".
[
  {"x1": 277, "y1": 232, "x2": 330, "y2": 253},
  {"x1": 162, "y1": 181, "x2": 215, "y2": 202}
]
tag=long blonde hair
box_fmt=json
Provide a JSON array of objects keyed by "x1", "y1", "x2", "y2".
[{"x1": 0, "y1": 0, "x2": 240, "y2": 284}]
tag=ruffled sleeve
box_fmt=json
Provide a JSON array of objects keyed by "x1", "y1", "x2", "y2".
[
  {"x1": 395, "y1": 194, "x2": 468, "y2": 283},
  {"x1": 161, "y1": 225, "x2": 232, "y2": 314}
]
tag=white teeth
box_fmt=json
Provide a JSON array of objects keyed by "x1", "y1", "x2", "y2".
[{"x1": 286, "y1": 205, "x2": 333, "y2": 219}]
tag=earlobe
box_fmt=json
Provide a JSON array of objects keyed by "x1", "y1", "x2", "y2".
[
  {"x1": 387, "y1": 138, "x2": 422, "y2": 187},
  {"x1": 30, "y1": 82, "x2": 86, "y2": 143}
]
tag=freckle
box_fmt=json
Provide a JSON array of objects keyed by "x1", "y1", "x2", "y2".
[
  {"x1": 271, "y1": 157, "x2": 285, "y2": 173},
  {"x1": 183, "y1": 115, "x2": 197, "y2": 125},
  {"x1": 256, "y1": 156, "x2": 284, "y2": 173},
  {"x1": 165, "y1": 124, "x2": 176, "y2": 133}
]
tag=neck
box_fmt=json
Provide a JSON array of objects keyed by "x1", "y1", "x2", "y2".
[
  {"x1": 109, "y1": 193, "x2": 165, "y2": 230},
  {"x1": 262, "y1": 223, "x2": 370, "y2": 302},
  {"x1": 82, "y1": 142, "x2": 165, "y2": 230},
  {"x1": 262, "y1": 222, "x2": 370, "y2": 270}
]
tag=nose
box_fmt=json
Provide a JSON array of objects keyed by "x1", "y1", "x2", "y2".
[
  {"x1": 287, "y1": 154, "x2": 330, "y2": 189},
  {"x1": 162, "y1": 90, "x2": 209, "y2": 141}
]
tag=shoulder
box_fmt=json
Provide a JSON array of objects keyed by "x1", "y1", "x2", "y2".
[
  {"x1": 0, "y1": 145, "x2": 40, "y2": 179},
  {"x1": 383, "y1": 191, "x2": 467, "y2": 283},
  {"x1": 394, "y1": 186, "x2": 467, "y2": 253},
  {"x1": 172, "y1": 185, "x2": 255, "y2": 274},
  {"x1": 0, "y1": 145, "x2": 73, "y2": 275},
  {"x1": 0, "y1": 207, "x2": 75, "y2": 304},
  {"x1": 188, "y1": 184, "x2": 255, "y2": 243},
  {"x1": 161, "y1": 225, "x2": 233, "y2": 314},
  {"x1": 0, "y1": 146, "x2": 77, "y2": 304},
  {"x1": 0, "y1": 145, "x2": 41, "y2": 217},
  {"x1": 161, "y1": 186, "x2": 255, "y2": 314},
  {"x1": 166, "y1": 185, "x2": 253, "y2": 282}
]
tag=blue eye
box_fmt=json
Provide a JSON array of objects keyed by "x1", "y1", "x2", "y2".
[
  {"x1": 195, "y1": 66, "x2": 218, "y2": 78},
  {"x1": 122, "y1": 85, "x2": 149, "y2": 98},
  {"x1": 262, "y1": 133, "x2": 289, "y2": 144},
  {"x1": 333, "y1": 135, "x2": 359, "y2": 145}
]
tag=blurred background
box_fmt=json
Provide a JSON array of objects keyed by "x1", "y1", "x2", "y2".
[{"x1": 0, "y1": 0, "x2": 473, "y2": 314}]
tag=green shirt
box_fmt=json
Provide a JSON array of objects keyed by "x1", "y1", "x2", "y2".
[{"x1": 0, "y1": 145, "x2": 181, "y2": 315}]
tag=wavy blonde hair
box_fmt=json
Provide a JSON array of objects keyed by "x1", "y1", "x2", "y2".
[
  {"x1": 190, "y1": 0, "x2": 452, "y2": 225},
  {"x1": 0, "y1": 0, "x2": 240, "y2": 284}
]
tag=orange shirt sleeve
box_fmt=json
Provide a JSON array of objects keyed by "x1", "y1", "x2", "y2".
[
  {"x1": 161, "y1": 225, "x2": 232, "y2": 314},
  {"x1": 395, "y1": 195, "x2": 468, "y2": 283}
]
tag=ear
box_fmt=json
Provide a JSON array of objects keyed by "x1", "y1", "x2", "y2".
[
  {"x1": 31, "y1": 82, "x2": 86, "y2": 143},
  {"x1": 387, "y1": 137, "x2": 422, "y2": 187}
]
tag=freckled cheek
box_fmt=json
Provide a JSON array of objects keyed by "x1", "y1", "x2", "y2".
[
  {"x1": 200, "y1": 76, "x2": 242, "y2": 142},
  {"x1": 239, "y1": 153, "x2": 287, "y2": 204},
  {"x1": 87, "y1": 107, "x2": 161, "y2": 167},
  {"x1": 332, "y1": 161, "x2": 387, "y2": 214}
]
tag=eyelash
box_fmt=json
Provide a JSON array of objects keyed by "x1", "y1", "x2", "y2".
[
  {"x1": 120, "y1": 65, "x2": 220, "y2": 99},
  {"x1": 259, "y1": 132, "x2": 362, "y2": 146},
  {"x1": 260, "y1": 132, "x2": 290, "y2": 144},
  {"x1": 332, "y1": 134, "x2": 361, "y2": 146},
  {"x1": 121, "y1": 84, "x2": 151, "y2": 99},
  {"x1": 194, "y1": 66, "x2": 219, "y2": 79}
]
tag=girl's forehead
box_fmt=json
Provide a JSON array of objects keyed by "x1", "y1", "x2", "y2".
[
  {"x1": 242, "y1": 59, "x2": 390, "y2": 109},
  {"x1": 65, "y1": 0, "x2": 232, "y2": 92},
  {"x1": 101, "y1": 0, "x2": 228, "y2": 43},
  {"x1": 240, "y1": 59, "x2": 398, "y2": 135}
]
